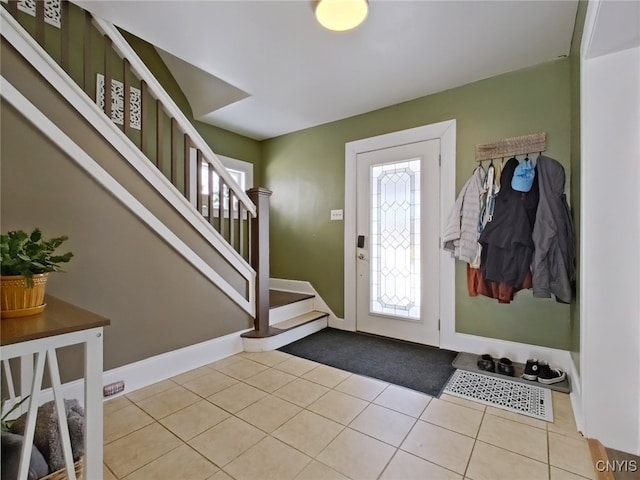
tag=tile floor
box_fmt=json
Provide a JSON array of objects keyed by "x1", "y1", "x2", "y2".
[{"x1": 102, "y1": 350, "x2": 596, "y2": 480}]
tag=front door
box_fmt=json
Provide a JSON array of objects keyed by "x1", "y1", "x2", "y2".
[{"x1": 355, "y1": 139, "x2": 440, "y2": 346}]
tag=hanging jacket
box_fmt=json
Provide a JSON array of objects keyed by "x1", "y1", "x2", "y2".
[
  {"x1": 443, "y1": 166, "x2": 485, "y2": 266},
  {"x1": 479, "y1": 157, "x2": 539, "y2": 288},
  {"x1": 531, "y1": 155, "x2": 575, "y2": 303}
]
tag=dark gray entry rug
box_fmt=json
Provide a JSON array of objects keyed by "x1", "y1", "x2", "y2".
[{"x1": 278, "y1": 328, "x2": 458, "y2": 397}]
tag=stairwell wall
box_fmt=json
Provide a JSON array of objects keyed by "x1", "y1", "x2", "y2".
[{"x1": 0, "y1": 41, "x2": 254, "y2": 382}]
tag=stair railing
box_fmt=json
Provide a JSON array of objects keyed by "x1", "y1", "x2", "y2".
[{"x1": 1, "y1": 0, "x2": 271, "y2": 330}]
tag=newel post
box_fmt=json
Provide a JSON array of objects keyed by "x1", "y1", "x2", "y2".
[{"x1": 247, "y1": 187, "x2": 272, "y2": 336}]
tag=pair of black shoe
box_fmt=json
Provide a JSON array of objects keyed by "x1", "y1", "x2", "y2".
[
  {"x1": 477, "y1": 354, "x2": 514, "y2": 376},
  {"x1": 522, "y1": 358, "x2": 566, "y2": 384}
]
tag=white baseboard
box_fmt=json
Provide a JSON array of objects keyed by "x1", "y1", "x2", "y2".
[
  {"x1": 270, "y1": 278, "x2": 341, "y2": 327},
  {"x1": 569, "y1": 356, "x2": 584, "y2": 433},
  {"x1": 441, "y1": 330, "x2": 574, "y2": 374},
  {"x1": 17, "y1": 328, "x2": 251, "y2": 407}
]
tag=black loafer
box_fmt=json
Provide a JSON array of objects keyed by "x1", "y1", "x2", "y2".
[
  {"x1": 497, "y1": 357, "x2": 515, "y2": 376},
  {"x1": 477, "y1": 354, "x2": 495, "y2": 372}
]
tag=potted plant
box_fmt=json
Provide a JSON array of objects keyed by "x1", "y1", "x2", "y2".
[{"x1": 1, "y1": 229, "x2": 73, "y2": 318}]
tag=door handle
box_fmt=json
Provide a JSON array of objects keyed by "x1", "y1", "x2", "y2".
[{"x1": 357, "y1": 235, "x2": 365, "y2": 248}]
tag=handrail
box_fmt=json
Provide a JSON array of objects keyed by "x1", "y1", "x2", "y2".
[{"x1": 90, "y1": 17, "x2": 256, "y2": 217}]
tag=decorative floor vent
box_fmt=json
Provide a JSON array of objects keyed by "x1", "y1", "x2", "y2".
[{"x1": 443, "y1": 369, "x2": 554, "y2": 422}]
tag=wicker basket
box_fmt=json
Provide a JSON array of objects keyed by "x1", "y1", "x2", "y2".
[
  {"x1": 0, "y1": 273, "x2": 48, "y2": 318},
  {"x1": 40, "y1": 459, "x2": 83, "y2": 480}
]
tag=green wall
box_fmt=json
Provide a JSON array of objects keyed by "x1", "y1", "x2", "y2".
[
  {"x1": 569, "y1": 0, "x2": 588, "y2": 372},
  {"x1": 263, "y1": 59, "x2": 574, "y2": 350}
]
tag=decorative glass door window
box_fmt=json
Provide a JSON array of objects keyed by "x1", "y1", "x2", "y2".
[{"x1": 370, "y1": 159, "x2": 421, "y2": 320}]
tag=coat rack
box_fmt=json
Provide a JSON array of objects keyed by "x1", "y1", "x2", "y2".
[{"x1": 475, "y1": 132, "x2": 546, "y2": 162}]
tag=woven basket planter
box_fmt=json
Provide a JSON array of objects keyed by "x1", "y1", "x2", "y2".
[
  {"x1": 0, "y1": 273, "x2": 48, "y2": 318},
  {"x1": 41, "y1": 459, "x2": 83, "y2": 480}
]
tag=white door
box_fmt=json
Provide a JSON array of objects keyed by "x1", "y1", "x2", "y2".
[{"x1": 355, "y1": 140, "x2": 440, "y2": 346}]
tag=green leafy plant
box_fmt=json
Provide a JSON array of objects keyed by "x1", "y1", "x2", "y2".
[{"x1": 0, "y1": 229, "x2": 73, "y2": 287}]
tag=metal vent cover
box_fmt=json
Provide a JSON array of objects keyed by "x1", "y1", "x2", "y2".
[{"x1": 443, "y1": 369, "x2": 553, "y2": 422}]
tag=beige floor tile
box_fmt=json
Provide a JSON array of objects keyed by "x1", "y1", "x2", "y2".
[
  {"x1": 207, "y1": 354, "x2": 244, "y2": 370},
  {"x1": 104, "y1": 403, "x2": 155, "y2": 444},
  {"x1": 216, "y1": 358, "x2": 270, "y2": 380},
  {"x1": 550, "y1": 466, "x2": 593, "y2": 480},
  {"x1": 274, "y1": 377, "x2": 330, "y2": 407},
  {"x1": 316, "y1": 427, "x2": 397, "y2": 480},
  {"x1": 477, "y1": 414, "x2": 548, "y2": 462},
  {"x1": 104, "y1": 422, "x2": 181, "y2": 478},
  {"x1": 349, "y1": 403, "x2": 416, "y2": 447},
  {"x1": 236, "y1": 394, "x2": 302, "y2": 433},
  {"x1": 549, "y1": 432, "x2": 596, "y2": 479},
  {"x1": 207, "y1": 382, "x2": 267, "y2": 413},
  {"x1": 122, "y1": 444, "x2": 218, "y2": 480},
  {"x1": 485, "y1": 405, "x2": 548, "y2": 430},
  {"x1": 548, "y1": 392, "x2": 582, "y2": 438},
  {"x1": 307, "y1": 390, "x2": 368, "y2": 425},
  {"x1": 126, "y1": 379, "x2": 176, "y2": 403},
  {"x1": 224, "y1": 436, "x2": 311, "y2": 480},
  {"x1": 104, "y1": 395, "x2": 133, "y2": 416},
  {"x1": 171, "y1": 366, "x2": 215, "y2": 385},
  {"x1": 302, "y1": 364, "x2": 351, "y2": 388},
  {"x1": 373, "y1": 384, "x2": 432, "y2": 418},
  {"x1": 207, "y1": 471, "x2": 234, "y2": 480},
  {"x1": 104, "y1": 464, "x2": 117, "y2": 480},
  {"x1": 182, "y1": 370, "x2": 239, "y2": 397},
  {"x1": 159, "y1": 399, "x2": 230, "y2": 441},
  {"x1": 465, "y1": 441, "x2": 548, "y2": 480},
  {"x1": 136, "y1": 385, "x2": 201, "y2": 420},
  {"x1": 272, "y1": 410, "x2": 344, "y2": 457},
  {"x1": 244, "y1": 367, "x2": 297, "y2": 393},
  {"x1": 334, "y1": 374, "x2": 389, "y2": 401},
  {"x1": 400, "y1": 420, "x2": 474, "y2": 474},
  {"x1": 274, "y1": 356, "x2": 321, "y2": 376},
  {"x1": 188, "y1": 416, "x2": 266, "y2": 467},
  {"x1": 380, "y1": 450, "x2": 463, "y2": 480},
  {"x1": 420, "y1": 398, "x2": 484, "y2": 438},
  {"x1": 294, "y1": 460, "x2": 349, "y2": 480},
  {"x1": 240, "y1": 350, "x2": 292, "y2": 366},
  {"x1": 439, "y1": 393, "x2": 487, "y2": 412}
]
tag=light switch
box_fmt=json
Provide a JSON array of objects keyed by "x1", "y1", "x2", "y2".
[{"x1": 330, "y1": 209, "x2": 343, "y2": 221}]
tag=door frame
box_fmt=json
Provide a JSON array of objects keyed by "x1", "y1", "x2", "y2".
[{"x1": 343, "y1": 120, "x2": 457, "y2": 347}]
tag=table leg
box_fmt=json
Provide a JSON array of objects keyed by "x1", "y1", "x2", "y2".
[{"x1": 84, "y1": 329, "x2": 103, "y2": 480}]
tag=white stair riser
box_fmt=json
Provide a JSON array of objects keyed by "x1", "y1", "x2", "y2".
[
  {"x1": 269, "y1": 298, "x2": 315, "y2": 325},
  {"x1": 242, "y1": 317, "x2": 328, "y2": 352}
]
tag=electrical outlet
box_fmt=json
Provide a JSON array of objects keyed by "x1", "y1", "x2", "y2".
[
  {"x1": 103, "y1": 380, "x2": 125, "y2": 397},
  {"x1": 330, "y1": 209, "x2": 343, "y2": 221}
]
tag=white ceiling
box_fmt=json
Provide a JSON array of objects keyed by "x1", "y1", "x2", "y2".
[{"x1": 77, "y1": 0, "x2": 579, "y2": 141}]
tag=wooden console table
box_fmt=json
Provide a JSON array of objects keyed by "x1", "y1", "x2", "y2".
[{"x1": 1, "y1": 295, "x2": 110, "y2": 480}]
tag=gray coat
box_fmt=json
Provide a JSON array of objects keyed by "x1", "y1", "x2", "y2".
[{"x1": 531, "y1": 155, "x2": 575, "y2": 303}]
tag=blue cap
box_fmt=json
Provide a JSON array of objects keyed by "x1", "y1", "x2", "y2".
[{"x1": 511, "y1": 160, "x2": 535, "y2": 192}]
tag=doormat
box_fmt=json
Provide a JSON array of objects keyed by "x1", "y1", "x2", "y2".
[
  {"x1": 443, "y1": 369, "x2": 554, "y2": 422},
  {"x1": 279, "y1": 328, "x2": 457, "y2": 397}
]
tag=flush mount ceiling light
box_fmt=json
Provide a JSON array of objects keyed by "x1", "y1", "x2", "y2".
[{"x1": 314, "y1": 0, "x2": 369, "y2": 32}]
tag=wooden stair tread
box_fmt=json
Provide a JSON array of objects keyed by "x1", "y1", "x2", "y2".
[
  {"x1": 269, "y1": 290, "x2": 314, "y2": 309},
  {"x1": 272, "y1": 311, "x2": 328, "y2": 331}
]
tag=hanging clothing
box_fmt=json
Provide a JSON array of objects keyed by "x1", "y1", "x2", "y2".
[
  {"x1": 531, "y1": 155, "x2": 575, "y2": 303},
  {"x1": 467, "y1": 264, "x2": 533, "y2": 304},
  {"x1": 478, "y1": 157, "x2": 539, "y2": 289},
  {"x1": 443, "y1": 166, "x2": 485, "y2": 266}
]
